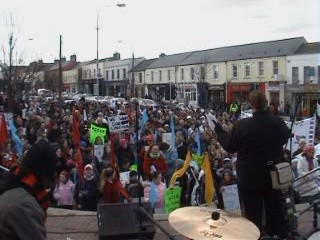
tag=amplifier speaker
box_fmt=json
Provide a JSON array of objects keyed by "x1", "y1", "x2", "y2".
[{"x1": 97, "y1": 202, "x2": 156, "y2": 240}]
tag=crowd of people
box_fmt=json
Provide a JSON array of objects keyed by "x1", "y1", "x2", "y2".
[{"x1": 0, "y1": 92, "x2": 319, "y2": 240}]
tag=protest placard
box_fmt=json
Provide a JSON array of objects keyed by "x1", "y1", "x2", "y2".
[
  {"x1": 94, "y1": 145, "x2": 104, "y2": 162},
  {"x1": 162, "y1": 133, "x2": 173, "y2": 146},
  {"x1": 89, "y1": 123, "x2": 108, "y2": 144},
  {"x1": 165, "y1": 187, "x2": 182, "y2": 214},
  {"x1": 120, "y1": 171, "x2": 130, "y2": 187},
  {"x1": 222, "y1": 184, "x2": 241, "y2": 215},
  {"x1": 108, "y1": 115, "x2": 129, "y2": 132}
]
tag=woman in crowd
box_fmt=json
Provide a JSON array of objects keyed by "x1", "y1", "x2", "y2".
[
  {"x1": 53, "y1": 170, "x2": 75, "y2": 209},
  {"x1": 143, "y1": 144, "x2": 168, "y2": 181}
]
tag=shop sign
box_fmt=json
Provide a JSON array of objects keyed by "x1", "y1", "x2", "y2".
[{"x1": 230, "y1": 85, "x2": 250, "y2": 92}]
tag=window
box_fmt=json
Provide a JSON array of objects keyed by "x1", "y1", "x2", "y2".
[
  {"x1": 273, "y1": 60, "x2": 279, "y2": 75},
  {"x1": 89, "y1": 70, "x2": 92, "y2": 78},
  {"x1": 304, "y1": 66, "x2": 315, "y2": 84},
  {"x1": 98, "y1": 68, "x2": 101, "y2": 77},
  {"x1": 292, "y1": 67, "x2": 299, "y2": 84},
  {"x1": 111, "y1": 70, "x2": 114, "y2": 80},
  {"x1": 117, "y1": 69, "x2": 120, "y2": 79},
  {"x1": 232, "y1": 64, "x2": 238, "y2": 78},
  {"x1": 168, "y1": 70, "x2": 171, "y2": 81},
  {"x1": 318, "y1": 66, "x2": 320, "y2": 82},
  {"x1": 181, "y1": 68, "x2": 184, "y2": 81},
  {"x1": 106, "y1": 70, "x2": 109, "y2": 80},
  {"x1": 139, "y1": 72, "x2": 143, "y2": 83},
  {"x1": 84, "y1": 70, "x2": 87, "y2": 79},
  {"x1": 258, "y1": 62, "x2": 264, "y2": 76},
  {"x1": 213, "y1": 66, "x2": 219, "y2": 79},
  {"x1": 159, "y1": 70, "x2": 162, "y2": 81},
  {"x1": 94, "y1": 69, "x2": 96, "y2": 78},
  {"x1": 151, "y1": 71, "x2": 154, "y2": 82},
  {"x1": 200, "y1": 66, "x2": 205, "y2": 80},
  {"x1": 245, "y1": 64, "x2": 250, "y2": 77},
  {"x1": 122, "y1": 69, "x2": 126, "y2": 79},
  {"x1": 190, "y1": 67, "x2": 195, "y2": 80}
]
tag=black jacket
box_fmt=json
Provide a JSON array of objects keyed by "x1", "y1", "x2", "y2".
[{"x1": 216, "y1": 110, "x2": 289, "y2": 190}]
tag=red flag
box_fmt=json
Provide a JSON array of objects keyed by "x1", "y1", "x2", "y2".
[
  {"x1": 0, "y1": 114, "x2": 9, "y2": 145},
  {"x1": 72, "y1": 111, "x2": 81, "y2": 148},
  {"x1": 74, "y1": 147, "x2": 84, "y2": 181},
  {"x1": 110, "y1": 136, "x2": 120, "y2": 181}
]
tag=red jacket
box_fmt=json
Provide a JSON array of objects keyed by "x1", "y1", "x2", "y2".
[
  {"x1": 102, "y1": 180, "x2": 130, "y2": 203},
  {"x1": 143, "y1": 154, "x2": 168, "y2": 179}
]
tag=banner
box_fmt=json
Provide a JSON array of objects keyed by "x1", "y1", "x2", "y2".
[
  {"x1": 165, "y1": 187, "x2": 182, "y2": 214},
  {"x1": 286, "y1": 116, "x2": 316, "y2": 153},
  {"x1": 89, "y1": 123, "x2": 108, "y2": 144},
  {"x1": 222, "y1": 184, "x2": 241, "y2": 215},
  {"x1": 108, "y1": 115, "x2": 129, "y2": 132},
  {"x1": 94, "y1": 144, "x2": 104, "y2": 162}
]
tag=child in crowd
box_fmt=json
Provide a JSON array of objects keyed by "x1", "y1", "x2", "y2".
[
  {"x1": 53, "y1": 170, "x2": 75, "y2": 209},
  {"x1": 100, "y1": 167, "x2": 131, "y2": 203},
  {"x1": 144, "y1": 171, "x2": 166, "y2": 213}
]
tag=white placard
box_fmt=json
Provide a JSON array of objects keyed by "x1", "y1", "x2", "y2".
[
  {"x1": 222, "y1": 184, "x2": 241, "y2": 215},
  {"x1": 162, "y1": 133, "x2": 173, "y2": 146},
  {"x1": 108, "y1": 115, "x2": 129, "y2": 132},
  {"x1": 94, "y1": 145, "x2": 104, "y2": 162},
  {"x1": 286, "y1": 116, "x2": 316, "y2": 153},
  {"x1": 120, "y1": 171, "x2": 130, "y2": 187}
]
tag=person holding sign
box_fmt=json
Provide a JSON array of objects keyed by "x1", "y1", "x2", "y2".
[
  {"x1": 213, "y1": 90, "x2": 290, "y2": 239},
  {"x1": 143, "y1": 145, "x2": 168, "y2": 180}
]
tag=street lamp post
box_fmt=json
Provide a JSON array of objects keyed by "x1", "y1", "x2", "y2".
[{"x1": 96, "y1": 3, "x2": 126, "y2": 96}]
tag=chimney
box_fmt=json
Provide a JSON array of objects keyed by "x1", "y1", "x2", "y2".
[
  {"x1": 159, "y1": 53, "x2": 166, "y2": 58},
  {"x1": 54, "y1": 59, "x2": 60, "y2": 64},
  {"x1": 38, "y1": 59, "x2": 43, "y2": 64},
  {"x1": 113, "y1": 52, "x2": 121, "y2": 60},
  {"x1": 61, "y1": 57, "x2": 66, "y2": 62},
  {"x1": 70, "y1": 54, "x2": 77, "y2": 62}
]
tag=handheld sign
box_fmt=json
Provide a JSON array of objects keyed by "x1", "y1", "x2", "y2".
[
  {"x1": 89, "y1": 123, "x2": 108, "y2": 144},
  {"x1": 94, "y1": 145, "x2": 104, "y2": 162},
  {"x1": 108, "y1": 115, "x2": 129, "y2": 132},
  {"x1": 165, "y1": 187, "x2": 182, "y2": 214}
]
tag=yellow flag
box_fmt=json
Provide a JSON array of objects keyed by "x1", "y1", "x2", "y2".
[
  {"x1": 169, "y1": 151, "x2": 192, "y2": 188},
  {"x1": 202, "y1": 152, "x2": 215, "y2": 206}
]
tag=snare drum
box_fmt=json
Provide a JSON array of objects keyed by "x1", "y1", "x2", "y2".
[{"x1": 307, "y1": 229, "x2": 320, "y2": 240}]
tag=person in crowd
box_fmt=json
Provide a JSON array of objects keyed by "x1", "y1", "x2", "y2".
[
  {"x1": 159, "y1": 142, "x2": 178, "y2": 186},
  {"x1": 74, "y1": 164, "x2": 98, "y2": 211},
  {"x1": 125, "y1": 170, "x2": 144, "y2": 200},
  {"x1": 176, "y1": 131, "x2": 188, "y2": 160},
  {"x1": 55, "y1": 147, "x2": 67, "y2": 175},
  {"x1": 214, "y1": 90, "x2": 290, "y2": 239},
  {"x1": 144, "y1": 171, "x2": 166, "y2": 213},
  {"x1": 0, "y1": 139, "x2": 57, "y2": 239},
  {"x1": 296, "y1": 144, "x2": 320, "y2": 201},
  {"x1": 292, "y1": 138, "x2": 307, "y2": 158},
  {"x1": 100, "y1": 166, "x2": 131, "y2": 203},
  {"x1": 117, "y1": 138, "x2": 135, "y2": 172},
  {"x1": 53, "y1": 170, "x2": 75, "y2": 209},
  {"x1": 143, "y1": 144, "x2": 168, "y2": 181}
]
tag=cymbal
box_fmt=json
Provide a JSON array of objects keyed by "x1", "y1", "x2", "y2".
[{"x1": 169, "y1": 207, "x2": 260, "y2": 240}]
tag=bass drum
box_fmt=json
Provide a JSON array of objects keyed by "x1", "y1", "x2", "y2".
[{"x1": 307, "y1": 229, "x2": 320, "y2": 240}]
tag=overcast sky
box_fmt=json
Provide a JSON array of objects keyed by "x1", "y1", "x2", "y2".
[{"x1": 1, "y1": 0, "x2": 319, "y2": 64}]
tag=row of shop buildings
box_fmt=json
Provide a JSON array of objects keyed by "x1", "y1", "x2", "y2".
[{"x1": 0, "y1": 37, "x2": 319, "y2": 111}]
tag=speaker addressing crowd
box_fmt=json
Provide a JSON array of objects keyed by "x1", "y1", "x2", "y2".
[{"x1": 0, "y1": 92, "x2": 319, "y2": 239}]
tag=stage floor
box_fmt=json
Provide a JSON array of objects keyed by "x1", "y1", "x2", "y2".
[{"x1": 46, "y1": 205, "x2": 317, "y2": 240}]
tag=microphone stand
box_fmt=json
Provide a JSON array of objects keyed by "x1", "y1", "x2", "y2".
[{"x1": 134, "y1": 101, "x2": 176, "y2": 240}]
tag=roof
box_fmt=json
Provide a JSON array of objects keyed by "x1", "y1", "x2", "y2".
[
  {"x1": 179, "y1": 37, "x2": 306, "y2": 66},
  {"x1": 294, "y1": 42, "x2": 320, "y2": 55},
  {"x1": 147, "y1": 52, "x2": 192, "y2": 69},
  {"x1": 131, "y1": 58, "x2": 158, "y2": 72},
  {"x1": 143, "y1": 37, "x2": 307, "y2": 70}
]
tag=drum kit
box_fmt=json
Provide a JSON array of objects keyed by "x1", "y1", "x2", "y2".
[{"x1": 169, "y1": 206, "x2": 260, "y2": 240}]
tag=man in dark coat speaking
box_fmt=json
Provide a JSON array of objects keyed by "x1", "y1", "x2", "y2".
[{"x1": 214, "y1": 90, "x2": 290, "y2": 238}]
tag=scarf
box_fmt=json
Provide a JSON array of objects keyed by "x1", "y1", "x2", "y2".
[
  {"x1": 306, "y1": 156, "x2": 314, "y2": 171},
  {"x1": 11, "y1": 166, "x2": 50, "y2": 220}
]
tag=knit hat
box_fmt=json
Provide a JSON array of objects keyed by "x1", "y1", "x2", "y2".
[
  {"x1": 84, "y1": 164, "x2": 93, "y2": 170},
  {"x1": 22, "y1": 139, "x2": 57, "y2": 179}
]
